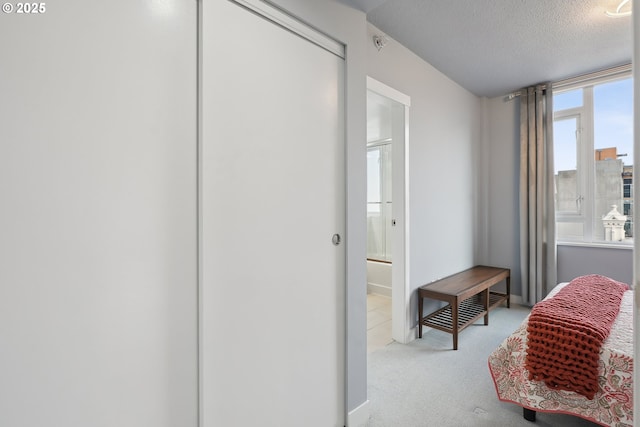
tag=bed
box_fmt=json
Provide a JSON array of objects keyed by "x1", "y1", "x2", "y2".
[{"x1": 488, "y1": 275, "x2": 633, "y2": 427}]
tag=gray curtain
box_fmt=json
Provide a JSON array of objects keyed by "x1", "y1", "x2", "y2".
[{"x1": 519, "y1": 84, "x2": 557, "y2": 305}]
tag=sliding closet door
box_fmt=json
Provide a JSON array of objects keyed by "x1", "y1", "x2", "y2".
[
  {"x1": 0, "y1": 2, "x2": 198, "y2": 426},
  {"x1": 201, "y1": 1, "x2": 345, "y2": 426}
]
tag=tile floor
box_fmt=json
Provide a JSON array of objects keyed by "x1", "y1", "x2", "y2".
[{"x1": 367, "y1": 293, "x2": 393, "y2": 353}]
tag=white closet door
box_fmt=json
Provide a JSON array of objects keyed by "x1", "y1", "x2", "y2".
[
  {"x1": 201, "y1": 1, "x2": 345, "y2": 426},
  {"x1": 0, "y1": 2, "x2": 198, "y2": 426}
]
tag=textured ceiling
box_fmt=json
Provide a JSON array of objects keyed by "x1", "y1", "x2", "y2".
[{"x1": 339, "y1": 0, "x2": 633, "y2": 97}]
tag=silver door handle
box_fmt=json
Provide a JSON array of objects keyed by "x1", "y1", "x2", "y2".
[{"x1": 332, "y1": 234, "x2": 341, "y2": 246}]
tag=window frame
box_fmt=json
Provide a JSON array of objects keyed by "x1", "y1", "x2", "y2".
[
  {"x1": 366, "y1": 141, "x2": 393, "y2": 262},
  {"x1": 553, "y1": 71, "x2": 632, "y2": 246}
]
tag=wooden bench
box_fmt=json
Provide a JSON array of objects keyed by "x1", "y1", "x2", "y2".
[{"x1": 418, "y1": 265, "x2": 510, "y2": 350}]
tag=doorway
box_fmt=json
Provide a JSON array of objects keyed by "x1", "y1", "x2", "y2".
[{"x1": 366, "y1": 77, "x2": 410, "y2": 346}]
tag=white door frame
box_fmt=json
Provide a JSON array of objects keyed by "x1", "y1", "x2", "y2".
[{"x1": 366, "y1": 76, "x2": 412, "y2": 344}]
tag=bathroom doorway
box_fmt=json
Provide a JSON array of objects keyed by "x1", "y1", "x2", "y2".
[{"x1": 366, "y1": 77, "x2": 410, "y2": 346}]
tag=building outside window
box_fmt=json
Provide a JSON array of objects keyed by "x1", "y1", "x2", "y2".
[{"x1": 553, "y1": 71, "x2": 633, "y2": 244}]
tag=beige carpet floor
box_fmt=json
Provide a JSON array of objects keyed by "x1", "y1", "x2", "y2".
[{"x1": 366, "y1": 304, "x2": 602, "y2": 427}]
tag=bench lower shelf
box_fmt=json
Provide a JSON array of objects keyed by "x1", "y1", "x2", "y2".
[{"x1": 420, "y1": 292, "x2": 507, "y2": 333}]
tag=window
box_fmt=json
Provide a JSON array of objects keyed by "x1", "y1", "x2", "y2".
[
  {"x1": 623, "y1": 178, "x2": 632, "y2": 198},
  {"x1": 553, "y1": 72, "x2": 633, "y2": 244},
  {"x1": 367, "y1": 142, "x2": 392, "y2": 261}
]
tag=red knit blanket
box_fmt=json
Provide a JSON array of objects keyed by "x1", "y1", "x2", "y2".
[{"x1": 524, "y1": 274, "x2": 629, "y2": 399}]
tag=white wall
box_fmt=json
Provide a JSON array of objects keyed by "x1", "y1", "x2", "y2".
[
  {"x1": 366, "y1": 24, "x2": 483, "y2": 327},
  {"x1": 478, "y1": 96, "x2": 522, "y2": 293},
  {"x1": 557, "y1": 245, "x2": 632, "y2": 285},
  {"x1": 0, "y1": 2, "x2": 198, "y2": 426},
  {"x1": 367, "y1": 261, "x2": 392, "y2": 296}
]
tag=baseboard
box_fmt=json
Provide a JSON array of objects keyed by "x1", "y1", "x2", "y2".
[
  {"x1": 346, "y1": 399, "x2": 370, "y2": 427},
  {"x1": 367, "y1": 282, "x2": 391, "y2": 297},
  {"x1": 406, "y1": 325, "x2": 417, "y2": 343},
  {"x1": 510, "y1": 294, "x2": 524, "y2": 305}
]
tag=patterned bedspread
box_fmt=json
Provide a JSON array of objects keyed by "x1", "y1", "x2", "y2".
[{"x1": 488, "y1": 283, "x2": 634, "y2": 427}]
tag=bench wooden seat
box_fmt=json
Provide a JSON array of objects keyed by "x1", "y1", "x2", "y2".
[{"x1": 418, "y1": 265, "x2": 510, "y2": 350}]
